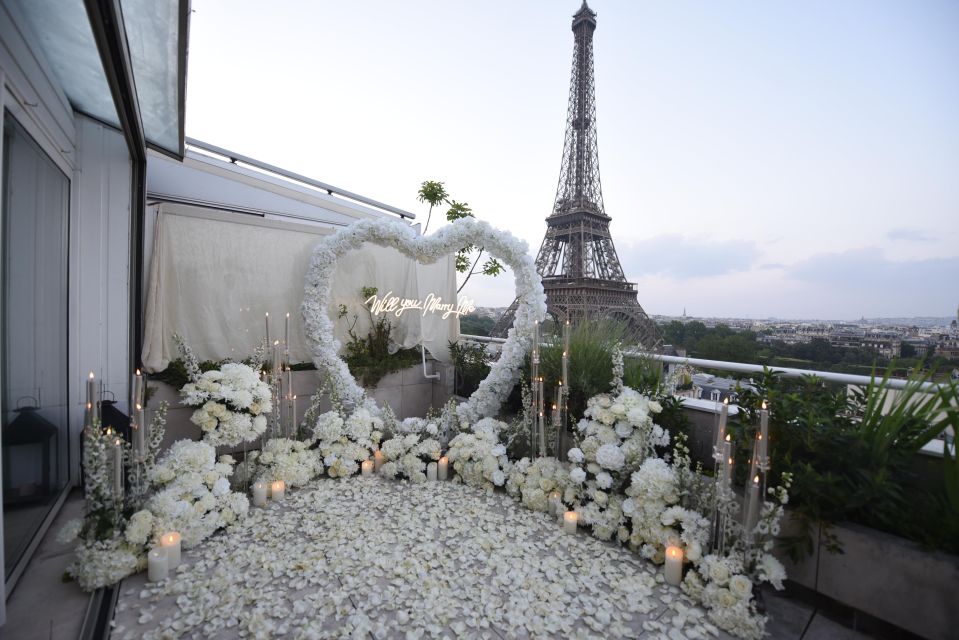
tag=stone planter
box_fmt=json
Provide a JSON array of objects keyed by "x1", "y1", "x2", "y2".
[{"x1": 774, "y1": 513, "x2": 959, "y2": 640}]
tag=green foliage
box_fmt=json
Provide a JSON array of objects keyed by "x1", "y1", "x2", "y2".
[
  {"x1": 458, "y1": 313, "x2": 495, "y2": 337},
  {"x1": 735, "y1": 366, "x2": 959, "y2": 558},
  {"x1": 341, "y1": 287, "x2": 421, "y2": 387},
  {"x1": 449, "y1": 340, "x2": 494, "y2": 397},
  {"x1": 151, "y1": 357, "x2": 221, "y2": 390},
  {"x1": 417, "y1": 180, "x2": 448, "y2": 234}
]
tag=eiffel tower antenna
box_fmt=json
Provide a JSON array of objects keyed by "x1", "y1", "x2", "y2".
[{"x1": 493, "y1": 2, "x2": 662, "y2": 349}]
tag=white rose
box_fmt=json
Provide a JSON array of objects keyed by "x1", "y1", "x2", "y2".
[
  {"x1": 729, "y1": 574, "x2": 753, "y2": 600},
  {"x1": 570, "y1": 467, "x2": 587, "y2": 484},
  {"x1": 567, "y1": 448, "x2": 584, "y2": 463}
]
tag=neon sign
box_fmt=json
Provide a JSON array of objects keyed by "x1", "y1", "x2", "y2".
[{"x1": 365, "y1": 291, "x2": 476, "y2": 319}]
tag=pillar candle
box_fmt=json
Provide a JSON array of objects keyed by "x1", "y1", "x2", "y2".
[
  {"x1": 252, "y1": 481, "x2": 268, "y2": 507},
  {"x1": 147, "y1": 548, "x2": 168, "y2": 582},
  {"x1": 374, "y1": 450, "x2": 384, "y2": 472},
  {"x1": 548, "y1": 490, "x2": 561, "y2": 515},
  {"x1": 664, "y1": 546, "x2": 684, "y2": 586},
  {"x1": 265, "y1": 312, "x2": 271, "y2": 345},
  {"x1": 160, "y1": 532, "x2": 181, "y2": 567},
  {"x1": 438, "y1": 456, "x2": 449, "y2": 481},
  {"x1": 113, "y1": 438, "x2": 124, "y2": 500},
  {"x1": 426, "y1": 462, "x2": 437, "y2": 481},
  {"x1": 551, "y1": 403, "x2": 560, "y2": 427},
  {"x1": 271, "y1": 480, "x2": 286, "y2": 502},
  {"x1": 563, "y1": 510, "x2": 578, "y2": 534},
  {"x1": 83, "y1": 402, "x2": 93, "y2": 431},
  {"x1": 361, "y1": 460, "x2": 374, "y2": 476}
]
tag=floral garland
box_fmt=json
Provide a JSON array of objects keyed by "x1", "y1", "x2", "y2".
[
  {"x1": 446, "y1": 418, "x2": 513, "y2": 493},
  {"x1": 310, "y1": 402, "x2": 384, "y2": 477},
  {"x1": 237, "y1": 437, "x2": 324, "y2": 488},
  {"x1": 301, "y1": 217, "x2": 546, "y2": 422}
]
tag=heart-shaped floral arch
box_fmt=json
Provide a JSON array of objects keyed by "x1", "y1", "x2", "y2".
[{"x1": 302, "y1": 217, "x2": 547, "y2": 424}]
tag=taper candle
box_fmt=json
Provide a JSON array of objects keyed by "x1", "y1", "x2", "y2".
[
  {"x1": 665, "y1": 546, "x2": 684, "y2": 586},
  {"x1": 758, "y1": 401, "x2": 769, "y2": 465},
  {"x1": 265, "y1": 312, "x2": 271, "y2": 345},
  {"x1": 133, "y1": 403, "x2": 146, "y2": 457},
  {"x1": 133, "y1": 369, "x2": 144, "y2": 410},
  {"x1": 87, "y1": 372, "x2": 99, "y2": 424},
  {"x1": 160, "y1": 532, "x2": 181, "y2": 567},
  {"x1": 272, "y1": 341, "x2": 281, "y2": 379},
  {"x1": 744, "y1": 475, "x2": 761, "y2": 540},
  {"x1": 113, "y1": 438, "x2": 124, "y2": 499},
  {"x1": 714, "y1": 397, "x2": 729, "y2": 459},
  {"x1": 285, "y1": 312, "x2": 290, "y2": 350}
]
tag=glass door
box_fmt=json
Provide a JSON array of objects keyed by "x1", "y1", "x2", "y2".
[{"x1": 1, "y1": 111, "x2": 70, "y2": 578}]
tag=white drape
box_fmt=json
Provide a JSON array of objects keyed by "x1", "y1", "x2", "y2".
[{"x1": 141, "y1": 204, "x2": 458, "y2": 372}]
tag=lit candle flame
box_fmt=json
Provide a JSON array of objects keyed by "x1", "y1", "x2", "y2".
[
  {"x1": 135, "y1": 368, "x2": 141, "y2": 376},
  {"x1": 88, "y1": 371, "x2": 95, "y2": 379},
  {"x1": 725, "y1": 434, "x2": 731, "y2": 442},
  {"x1": 762, "y1": 400, "x2": 768, "y2": 410},
  {"x1": 723, "y1": 397, "x2": 729, "y2": 405},
  {"x1": 753, "y1": 475, "x2": 760, "y2": 484}
]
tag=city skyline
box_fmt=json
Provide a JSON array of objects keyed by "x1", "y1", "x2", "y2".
[{"x1": 185, "y1": 1, "x2": 959, "y2": 318}]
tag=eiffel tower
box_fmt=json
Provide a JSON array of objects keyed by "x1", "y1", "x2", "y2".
[{"x1": 492, "y1": 2, "x2": 662, "y2": 349}]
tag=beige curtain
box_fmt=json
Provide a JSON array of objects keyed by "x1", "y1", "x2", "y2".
[{"x1": 141, "y1": 204, "x2": 458, "y2": 372}]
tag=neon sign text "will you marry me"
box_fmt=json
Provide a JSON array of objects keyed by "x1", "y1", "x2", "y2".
[{"x1": 365, "y1": 291, "x2": 476, "y2": 320}]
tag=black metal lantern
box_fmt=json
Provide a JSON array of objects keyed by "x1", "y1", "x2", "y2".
[{"x1": 2, "y1": 402, "x2": 58, "y2": 504}]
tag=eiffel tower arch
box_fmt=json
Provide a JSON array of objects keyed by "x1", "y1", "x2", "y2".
[{"x1": 492, "y1": 2, "x2": 662, "y2": 350}]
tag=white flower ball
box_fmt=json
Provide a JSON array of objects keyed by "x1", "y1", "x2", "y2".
[
  {"x1": 595, "y1": 443, "x2": 626, "y2": 471},
  {"x1": 569, "y1": 467, "x2": 587, "y2": 484},
  {"x1": 567, "y1": 447, "x2": 584, "y2": 463}
]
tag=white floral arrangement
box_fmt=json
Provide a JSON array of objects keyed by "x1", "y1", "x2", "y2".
[
  {"x1": 446, "y1": 418, "x2": 513, "y2": 493},
  {"x1": 238, "y1": 437, "x2": 324, "y2": 488},
  {"x1": 180, "y1": 362, "x2": 273, "y2": 447},
  {"x1": 68, "y1": 540, "x2": 143, "y2": 592},
  {"x1": 563, "y1": 388, "x2": 670, "y2": 540},
  {"x1": 678, "y1": 474, "x2": 791, "y2": 639},
  {"x1": 311, "y1": 402, "x2": 384, "y2": 478},
  {"x1": 301, "y1": 217, "x2": 546, "y2": 422},
  {"x1": 506, "y1": 456, "x2": 572, "y2": 512},
  {"x1": 624, "y1": 454, "x2": 710, "y2": 564},
  {"x1": 378, "y1": 431, "x2": 442, "y2": 483},
  {"x1": 146, "y1": 441, "x2": 249, "y2": 547}
]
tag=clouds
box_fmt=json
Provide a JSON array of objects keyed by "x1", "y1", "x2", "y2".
[
  {"x1": 886, "y1": 228, "x2": 934, "y2": 243},
  {"x1": 618, "y1": 235, "x2": 760, "y2": 280}
]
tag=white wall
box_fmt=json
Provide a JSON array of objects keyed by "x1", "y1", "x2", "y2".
[{"x1": 70, "y1": 115, "x2": 132, "y2": 481}]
